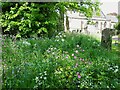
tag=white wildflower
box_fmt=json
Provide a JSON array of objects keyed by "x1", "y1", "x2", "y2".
[
  {"x1": 60, "y1": 35, "x2": 62, "y2": 38},
  {"x1": 40, "y1": 76, "x2": 42, "y2": 79},
  {"x1": 35, "y1": 77, "x2": 39, "y2": 80},
  {"x1": 63, "y1": 35, "x2": 66, "y2": 37},
  {"x1": 75, "y1": 50, "x2": 78, "y2": 53},
  {"x1": 23, "y1": 41, "x2": 31, "y2": 46},
  {"x1": 77, "y1": 45, "x2": 79, "y2": 48},
  {"x1": 72, "y1": 54, "x2": 74, "y2": 56},
  {"x1": 61, "y1": 39, "x2": 64, "y2": 42},
  {"x1": 52, "y1": 52, "x2": 55, "y2": 55},
  {"x1": 56, "y1": 40, "x2": 59, "y2": 42},
  {"x1": 44, "y1": 77, "x2": 47, "y2": 80}
]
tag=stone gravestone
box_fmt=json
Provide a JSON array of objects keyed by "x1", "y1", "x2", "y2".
[{"x1": 101, "y1": 28, "x2": 114, "y2": 50}]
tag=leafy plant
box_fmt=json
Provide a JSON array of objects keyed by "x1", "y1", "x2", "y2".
[{"x1": 2, "y1": 33, "x2": 119, "y2": 89}]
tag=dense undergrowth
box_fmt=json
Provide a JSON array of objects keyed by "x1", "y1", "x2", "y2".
[{"x1": 2, "y1": 32, "x2": 120, "y2": 89}]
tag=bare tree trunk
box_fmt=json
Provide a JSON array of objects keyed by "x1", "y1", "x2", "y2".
[
  {"x1": 66, "y1": 15, "x2": 69, "y2": 32},
  {"x1": 57, "y1": 10, "x2": 64, "y2": 32}
]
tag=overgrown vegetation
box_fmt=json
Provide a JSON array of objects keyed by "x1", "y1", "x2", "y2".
[
  {"x1": 115, "y1": 15, "x2": 120, "y2": 34},
  {"x1": 0, "y1": 1, "x2": 100, "y2": 38},
  {"x1": 2, "y1": 32, "x2": 119, "y2": 89},
  {"x1": 1, "y1": 1, "x2": 119, "y2": 89}
]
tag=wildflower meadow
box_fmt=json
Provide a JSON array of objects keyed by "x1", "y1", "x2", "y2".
[{"x1": 2, "y1": 32, "x2": 120, "y2": 89}]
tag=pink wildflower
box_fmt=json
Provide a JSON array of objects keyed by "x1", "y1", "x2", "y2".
[
  {"x1": 66, "y1": 56, "x2": 68, "y2": 59},
  {"x1": 80, "y1": 58, "x2": 84, "y2": 61},
  {"x1": 77, "y1": 72, "x2": 81, "y2": 78},
  {"x1": 75, "y1": 63, "x2": 78, "y2": 67},
  {"x1": 74, "y1": 56, "x2": 77, "y2": 59},
  {"x1": 80, "y1": 58, "x2": 82, "y2": 61}
]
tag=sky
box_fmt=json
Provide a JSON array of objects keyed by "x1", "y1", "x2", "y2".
[{"x1": 100, "y1": 0, "x2": 119, "y2": 15}]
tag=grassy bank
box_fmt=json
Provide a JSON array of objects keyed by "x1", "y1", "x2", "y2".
[{"x1": 2, "y1": 32, "x2": 119, "y2": 89}]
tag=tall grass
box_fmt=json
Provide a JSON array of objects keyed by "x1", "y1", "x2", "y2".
[{"x1": 2, "y1": 32, "x2": 119, "y2": 89}]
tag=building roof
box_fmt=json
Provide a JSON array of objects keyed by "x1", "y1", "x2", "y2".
[
  {"x1": 106, "y1": 15, "x2": 118, "y2": 23},
  {"x1": 107, "y1": 12, "x2": 117, "y2": 16},
  {"x1": 67, "y1": 10, "x2": 118, "y2": 22}
]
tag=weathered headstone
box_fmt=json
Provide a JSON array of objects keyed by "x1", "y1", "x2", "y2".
[{"x1": 101, "y1": 28, "x2": 115, "y2": 50}]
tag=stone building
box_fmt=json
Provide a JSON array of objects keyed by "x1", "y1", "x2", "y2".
[
  {"x1": 64, "y1": 10, "x2": 118, "y2": 39},
  {"x1": 118, "y1": 1, "x2": 120, "y2": 16}
]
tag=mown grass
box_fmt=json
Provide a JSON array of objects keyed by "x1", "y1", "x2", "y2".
[{"x1": 2, "y1": 32, "x2": 120, "y2": 89}]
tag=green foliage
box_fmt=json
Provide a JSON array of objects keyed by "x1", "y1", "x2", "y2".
[
  {"x1": 1, "y1": 2, "x2": 59, "y2": 38},
  {"x1": 115, "y1": 15, "x2": 120, "y2": 34},
  {"x1": 2, "y1": 33, "x2": 119, "y2": 89},
  {"x1": 1, "y1": 1, "x2": 100, "y2": 38}
]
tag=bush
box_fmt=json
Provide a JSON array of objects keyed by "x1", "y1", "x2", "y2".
[
  {"x1": 2, "y1": 33, "x2": 119, "y2": 89},
  {"x1": 1, "y1": 2, "x2": 59, "y2": 38}
]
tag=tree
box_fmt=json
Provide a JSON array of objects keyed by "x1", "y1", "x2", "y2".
[
  {"x1": 1, "y1": 1, "x2": 100, "y2": 38},
  {"x1": 115, "y1": 15, "x2": 120, "y2": 34}
]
